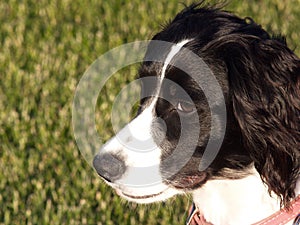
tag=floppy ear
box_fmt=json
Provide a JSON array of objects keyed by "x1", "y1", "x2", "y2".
[{"x1": 213, "y1": 35, "x2": 300, "y2": 207}]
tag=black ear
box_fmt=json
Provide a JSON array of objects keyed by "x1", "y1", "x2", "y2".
[{"x1": 214, "y1": 35, "x2": 300, "y2": 207}]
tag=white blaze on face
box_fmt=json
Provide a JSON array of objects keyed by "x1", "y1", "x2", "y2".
[
  {"x1": 100, "y1": 39, "x2": 191, "y2": 203},
  {"x1": 154, "y1": 39, "x2": 192, "y2": 101}
]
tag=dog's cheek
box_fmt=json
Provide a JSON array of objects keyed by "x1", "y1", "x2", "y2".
[
  {"x1": 160, "y1": 153, "x2": 208, "y2": 189},
  {"x1": 169, "y1": 173, "x2": 208, "y2": 189},
  {"x1": 152, "y1": 110, "x2": 181, "y2": 159}
]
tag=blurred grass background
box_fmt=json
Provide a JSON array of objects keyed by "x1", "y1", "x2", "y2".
[{"x1": 0, "y1": 0, "x2": 299, "y2": 224}]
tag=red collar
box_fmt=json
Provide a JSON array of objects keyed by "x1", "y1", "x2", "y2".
[{"x1": 186, "y1": 196, "x2": 300, "y2": 225}]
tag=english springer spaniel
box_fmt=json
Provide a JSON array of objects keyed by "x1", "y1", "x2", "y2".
[{"x1": 93, "y1": 2, "x2": 300, "y2": 225}]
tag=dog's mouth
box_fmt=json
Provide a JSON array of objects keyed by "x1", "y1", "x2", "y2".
[
  {"x1": 120, "y1": 190, "x2": 164, "y2": 199},
  {"x1": 115, "y1": 188, "x2": 167, "y2": 201}
]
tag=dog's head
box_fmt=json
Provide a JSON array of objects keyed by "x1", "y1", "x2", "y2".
[{"x1": 93, "y1": 3, "x2": 300, "y2": 206}]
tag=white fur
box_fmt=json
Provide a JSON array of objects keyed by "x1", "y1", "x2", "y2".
[
  {"x1": 160, "y1": 39, "x2": 191, "y2": 82},
  {"x1": 153, "y1": 39, "x2": 192, "y2": 102},
  {"x1": 192, "y1": 166, "x2": 300, "y2": 225},
  {"x1": 100, "y1": 40, "x2": 191, "y2": 203},
  {"x1": 101, "y1": 106, "x2": 169, "y2": 203}
]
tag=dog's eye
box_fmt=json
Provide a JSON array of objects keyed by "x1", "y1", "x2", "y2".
[{"x1": 176, "y1": 101, "x2": 195, "y2": 113}]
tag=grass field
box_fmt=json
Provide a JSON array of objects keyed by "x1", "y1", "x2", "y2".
[{"x1": 1, "y1": 0, "x2": 299, "y2": 224}]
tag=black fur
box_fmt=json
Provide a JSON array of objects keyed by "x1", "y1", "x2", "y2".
[{"x1": 139, "y1": 2, "x2": 300, "y2": 207}]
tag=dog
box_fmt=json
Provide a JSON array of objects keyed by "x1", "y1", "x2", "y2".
[{"x1": 93, "y1": 2, "x2": 300, "y2": 225}]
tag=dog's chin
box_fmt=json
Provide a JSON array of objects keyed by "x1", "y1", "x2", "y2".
[{"x1": 114, "y1": 187, "x2": 180, "y2": 204}]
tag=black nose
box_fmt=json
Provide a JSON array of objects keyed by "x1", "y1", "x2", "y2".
[{"x1": 93, "y1": 153, "x2": 126, "y2": 182}]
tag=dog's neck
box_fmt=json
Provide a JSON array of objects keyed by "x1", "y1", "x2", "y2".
[{"x1": 192, "y1": 166, "x2": 283, "y2": 225}]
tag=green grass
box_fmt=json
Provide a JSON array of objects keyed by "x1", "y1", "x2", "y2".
[{"x1": 0, "y1": 0, "x2": 299, "y2": 224}]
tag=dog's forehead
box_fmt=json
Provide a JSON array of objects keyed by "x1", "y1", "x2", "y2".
[
  {"x1": 159, "y1": 39, "x2": 191, "y2": 80},
  {"x1": 141, "y1": 39, "x2": 192, "y2": 78},
  {"x1": 142, "y1": 39, "x2": 193, "y2": 90},
  {"x1": 138, "y1": 39, "x2": 194, "y2": 109}
]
